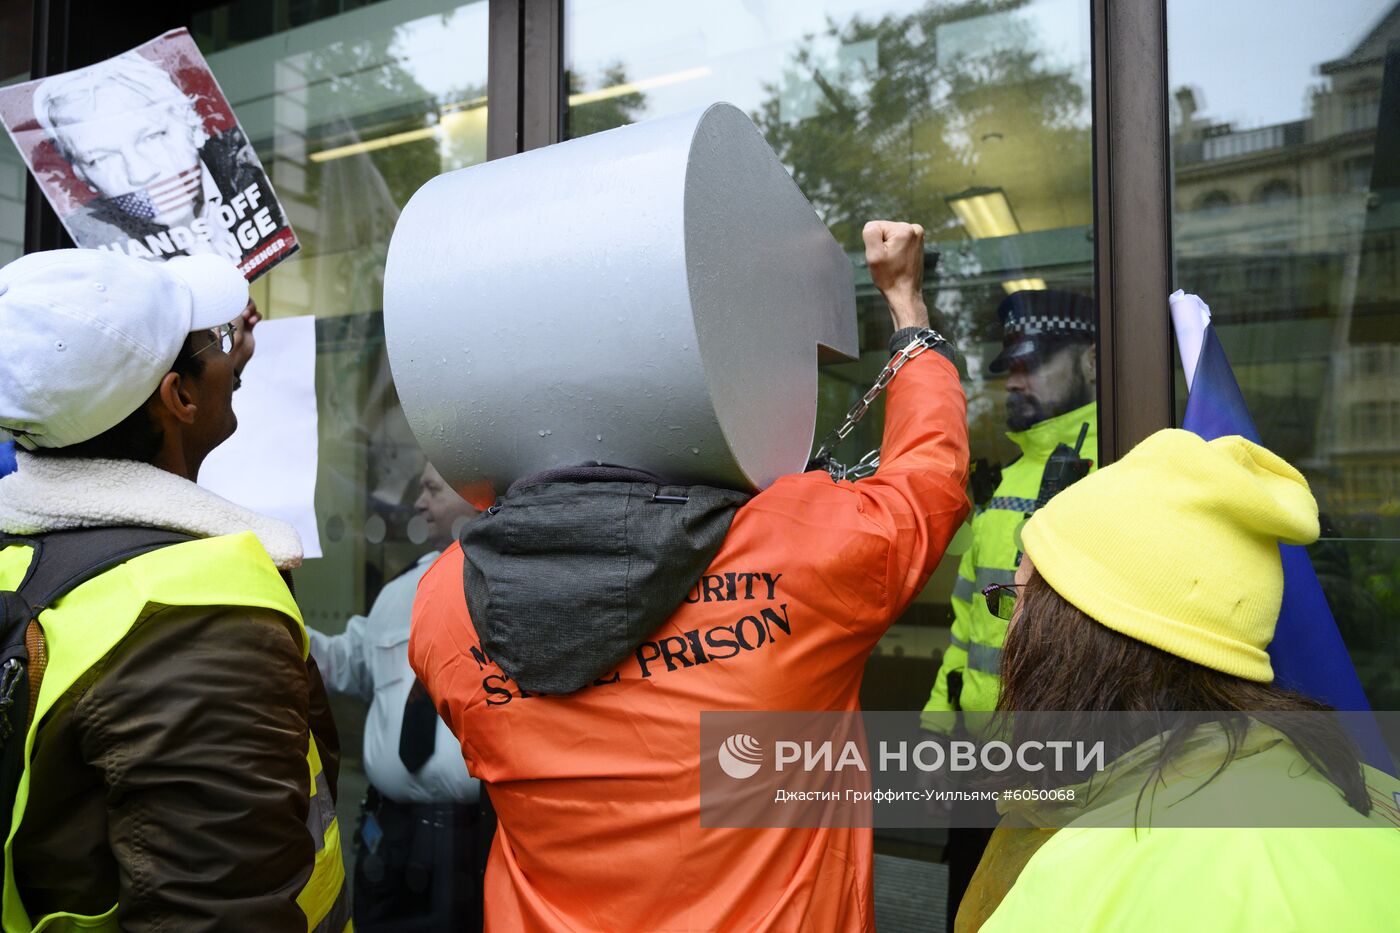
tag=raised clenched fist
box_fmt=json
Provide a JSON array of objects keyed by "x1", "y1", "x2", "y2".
[{"x1": 862, "y1": 220, "x2": 930, "y2": 330}]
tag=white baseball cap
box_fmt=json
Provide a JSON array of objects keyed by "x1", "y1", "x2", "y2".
[{"x1": 0, "y1": 249, "x2": 249, "y2": 449}]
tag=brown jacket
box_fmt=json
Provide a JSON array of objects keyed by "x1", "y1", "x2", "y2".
[{"x1": 12, "y1": 600, "x2": 340, "y2": 932}]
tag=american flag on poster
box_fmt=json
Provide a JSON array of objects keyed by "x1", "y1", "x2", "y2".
[
  {"x1": 115, "y1": 164, "x2": 201, "y2": 221},
  {"x1": 0, "y1": 28, "x2": 297, "y2": 281}
]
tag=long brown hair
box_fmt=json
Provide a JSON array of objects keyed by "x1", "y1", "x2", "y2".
[{"x1": 993, "y1": 565, "x2": 1370, "y2": 815}]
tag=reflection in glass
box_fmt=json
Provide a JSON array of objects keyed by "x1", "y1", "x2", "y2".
[
  {"x1": 198, "y1": 0, "x2": 488, "y2": 321},
  {"x1": 0, "y1": 75, "x2": 27, "y2": 266},
  {"x1": 191, "y1": 0, "x2": 489, "y2": 616},
  {"x1": 1170, "y1": 0, "x2": 1400, "y2": 708}
]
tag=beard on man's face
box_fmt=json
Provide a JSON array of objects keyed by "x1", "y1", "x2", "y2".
[
  {"x1": 1005, "y1": 391, "x2": 1047, "y2": 431},
  {"x1": 1005, "y1": 362, "x2": 1093, "y2": 432}
]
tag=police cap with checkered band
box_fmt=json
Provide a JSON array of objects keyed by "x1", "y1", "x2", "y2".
[{"x1": 989, "y1": 289, "x2": 1095, "y2": 374}]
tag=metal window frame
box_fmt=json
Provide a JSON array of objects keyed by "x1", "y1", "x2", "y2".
[
  {"x1": 487, "y1": 0, "x2": 523, "y2": 159},
  {"x1": 23, "y1": 0, "x2": 68, "y2": 252},
  {"x1": 489, "y1": 0, "x2": 561, "y2": 159},
  {"x1": 521, "y1": 0, "x2": 562, "y2": 150},
  {"x1": 1091, "y1": 0, "x2": 1176, "y2": 462}
]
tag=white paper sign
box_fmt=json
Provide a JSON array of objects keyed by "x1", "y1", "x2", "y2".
[{"x1": 200, "y1": 315, "x2": 322, "y2": 558}]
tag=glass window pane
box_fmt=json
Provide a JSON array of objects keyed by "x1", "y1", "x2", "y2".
[
  {"x1": 1169, "y1": 1, "x2": 1400, "y2": 708},
  {"x1": 190, "y1": 0, "x2": 489, "y2": 861},
  {"x1": 568, "y1": 0, "x2": 1095, "y2": 918},
  {"x1": 567, "y1": 0, "x2": 1096, "y2": 686}
]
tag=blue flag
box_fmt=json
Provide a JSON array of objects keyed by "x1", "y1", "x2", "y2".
[
  {"x1": 1184, "y1": 324, "x2": 1393, "y2": 773},
  {"x1": 0, "y1": 440, "x2": 15, "y2": 479}
]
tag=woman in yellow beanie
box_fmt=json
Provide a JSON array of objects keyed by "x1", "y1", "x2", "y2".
[{"x1": 958, "y1": 429, "x2": 1400, "y2": 933}]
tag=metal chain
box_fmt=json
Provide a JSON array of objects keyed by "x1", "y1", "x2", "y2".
[{"x1": 810, "y1": 329, "x2": 949, "y2": 482}]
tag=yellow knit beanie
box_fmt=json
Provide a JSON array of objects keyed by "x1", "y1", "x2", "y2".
[{"x1": 1019, "y1": 429, "x2": 1319, "y2": 682}]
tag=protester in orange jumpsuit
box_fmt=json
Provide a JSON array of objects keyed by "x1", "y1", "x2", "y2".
[{"x1": 410, "y1": 220, "x2": 969, "y2": 931}]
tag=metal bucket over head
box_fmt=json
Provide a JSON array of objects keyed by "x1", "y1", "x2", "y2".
[{"x1": 383, "y1": 102, "x2": 858, "y2": 501}]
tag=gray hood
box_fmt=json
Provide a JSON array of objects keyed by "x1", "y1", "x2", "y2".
[{"x1": 460, "y1": 467, "x2": 750, "y2": 694}]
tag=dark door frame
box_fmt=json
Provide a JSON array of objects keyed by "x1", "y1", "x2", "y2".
[
  {"x1": 1091, "y1": 0, "x2": 1176, "y2": 461},
  {"x1": 22, "y1": 0, "x2": 68, "y2": 252},
  {"x1": 487, "y1": 0, "x2": 561, "y2": 158}
]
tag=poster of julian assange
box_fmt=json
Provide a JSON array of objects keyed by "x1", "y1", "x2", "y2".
[{"x1": 0, "y1": 28, "x2": 297, "y2": 281}]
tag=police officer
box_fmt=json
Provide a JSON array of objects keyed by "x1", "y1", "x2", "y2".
[{"x1": 922, "y1": 288, "x2": 1097, "y2": 929}]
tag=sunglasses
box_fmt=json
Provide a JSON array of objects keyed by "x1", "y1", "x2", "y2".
[
  {"x1": 191, "y1": 321, "x2": 237, "y2": 358},
  {"x1": 981, "y1": 582, "x2": 1022, "y2": 622}
]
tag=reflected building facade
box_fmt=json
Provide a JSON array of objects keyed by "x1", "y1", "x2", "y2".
[{"x1": 1170, "y1": 3, "x2": 1400, "y2": 704}]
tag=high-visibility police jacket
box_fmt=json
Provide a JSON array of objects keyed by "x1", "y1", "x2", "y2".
[
  {"x1": 923, "y1": 403, "x2": 1097, "y2": 719},
  {"x1": 959, "y1": 724, "x2": 1400, "y2": 932},
  {"x1": 0, "y1": 532, "x2": 350, "y2": 933}
]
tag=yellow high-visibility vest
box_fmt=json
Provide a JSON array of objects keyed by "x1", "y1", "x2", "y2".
[
  {"x1": 924, "y1": 403, "x2": 1098, "y2": 722},
  {"x1": 0, "y1": 532, "x2": 350, "y2": 933},
  {"x1": 963, "y1": 725, "x2": 1400, "y2": 932}
]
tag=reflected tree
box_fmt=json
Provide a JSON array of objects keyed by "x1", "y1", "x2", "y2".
[
  {"x1": 756, "y1": 0, "x2": 1093, "y2": 463},
  {"x1": 754, "y1": 0, "x2": 1090, "y2": 253},
  {"x1": 305, "y1": 35, "x2": 443, "y2": 209},
  {"x1": 295, "y1": 34, "x2": 448, "y2": 532},
  {"x1": 565, "y1": 64, "x2": 648, "y2": 139}
]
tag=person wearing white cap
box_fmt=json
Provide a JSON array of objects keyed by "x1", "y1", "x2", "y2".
[{"x1": 0, "y1": 249, "x2": 350, "y2": 932}]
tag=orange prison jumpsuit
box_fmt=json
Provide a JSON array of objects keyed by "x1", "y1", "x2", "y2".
[{"x1": 411, "y1": 351, "x2": 969, "y2": 932}]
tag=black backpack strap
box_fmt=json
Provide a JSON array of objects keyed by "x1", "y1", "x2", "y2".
[
  {"x1": 0, "y1": 527, "x2": 196, "y2": 847},
  {"x1": 3, "y1": 527, "x2": 198, "y2": 615}
]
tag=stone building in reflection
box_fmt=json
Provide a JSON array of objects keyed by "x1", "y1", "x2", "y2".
[{"x1": 1171, "y1": 4, "x2": 1400, "y2": 526}]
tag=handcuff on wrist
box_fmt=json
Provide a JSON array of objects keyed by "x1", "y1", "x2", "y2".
[{"x1": 807, "y1": 327, "x2": 952, "y2": 481}]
